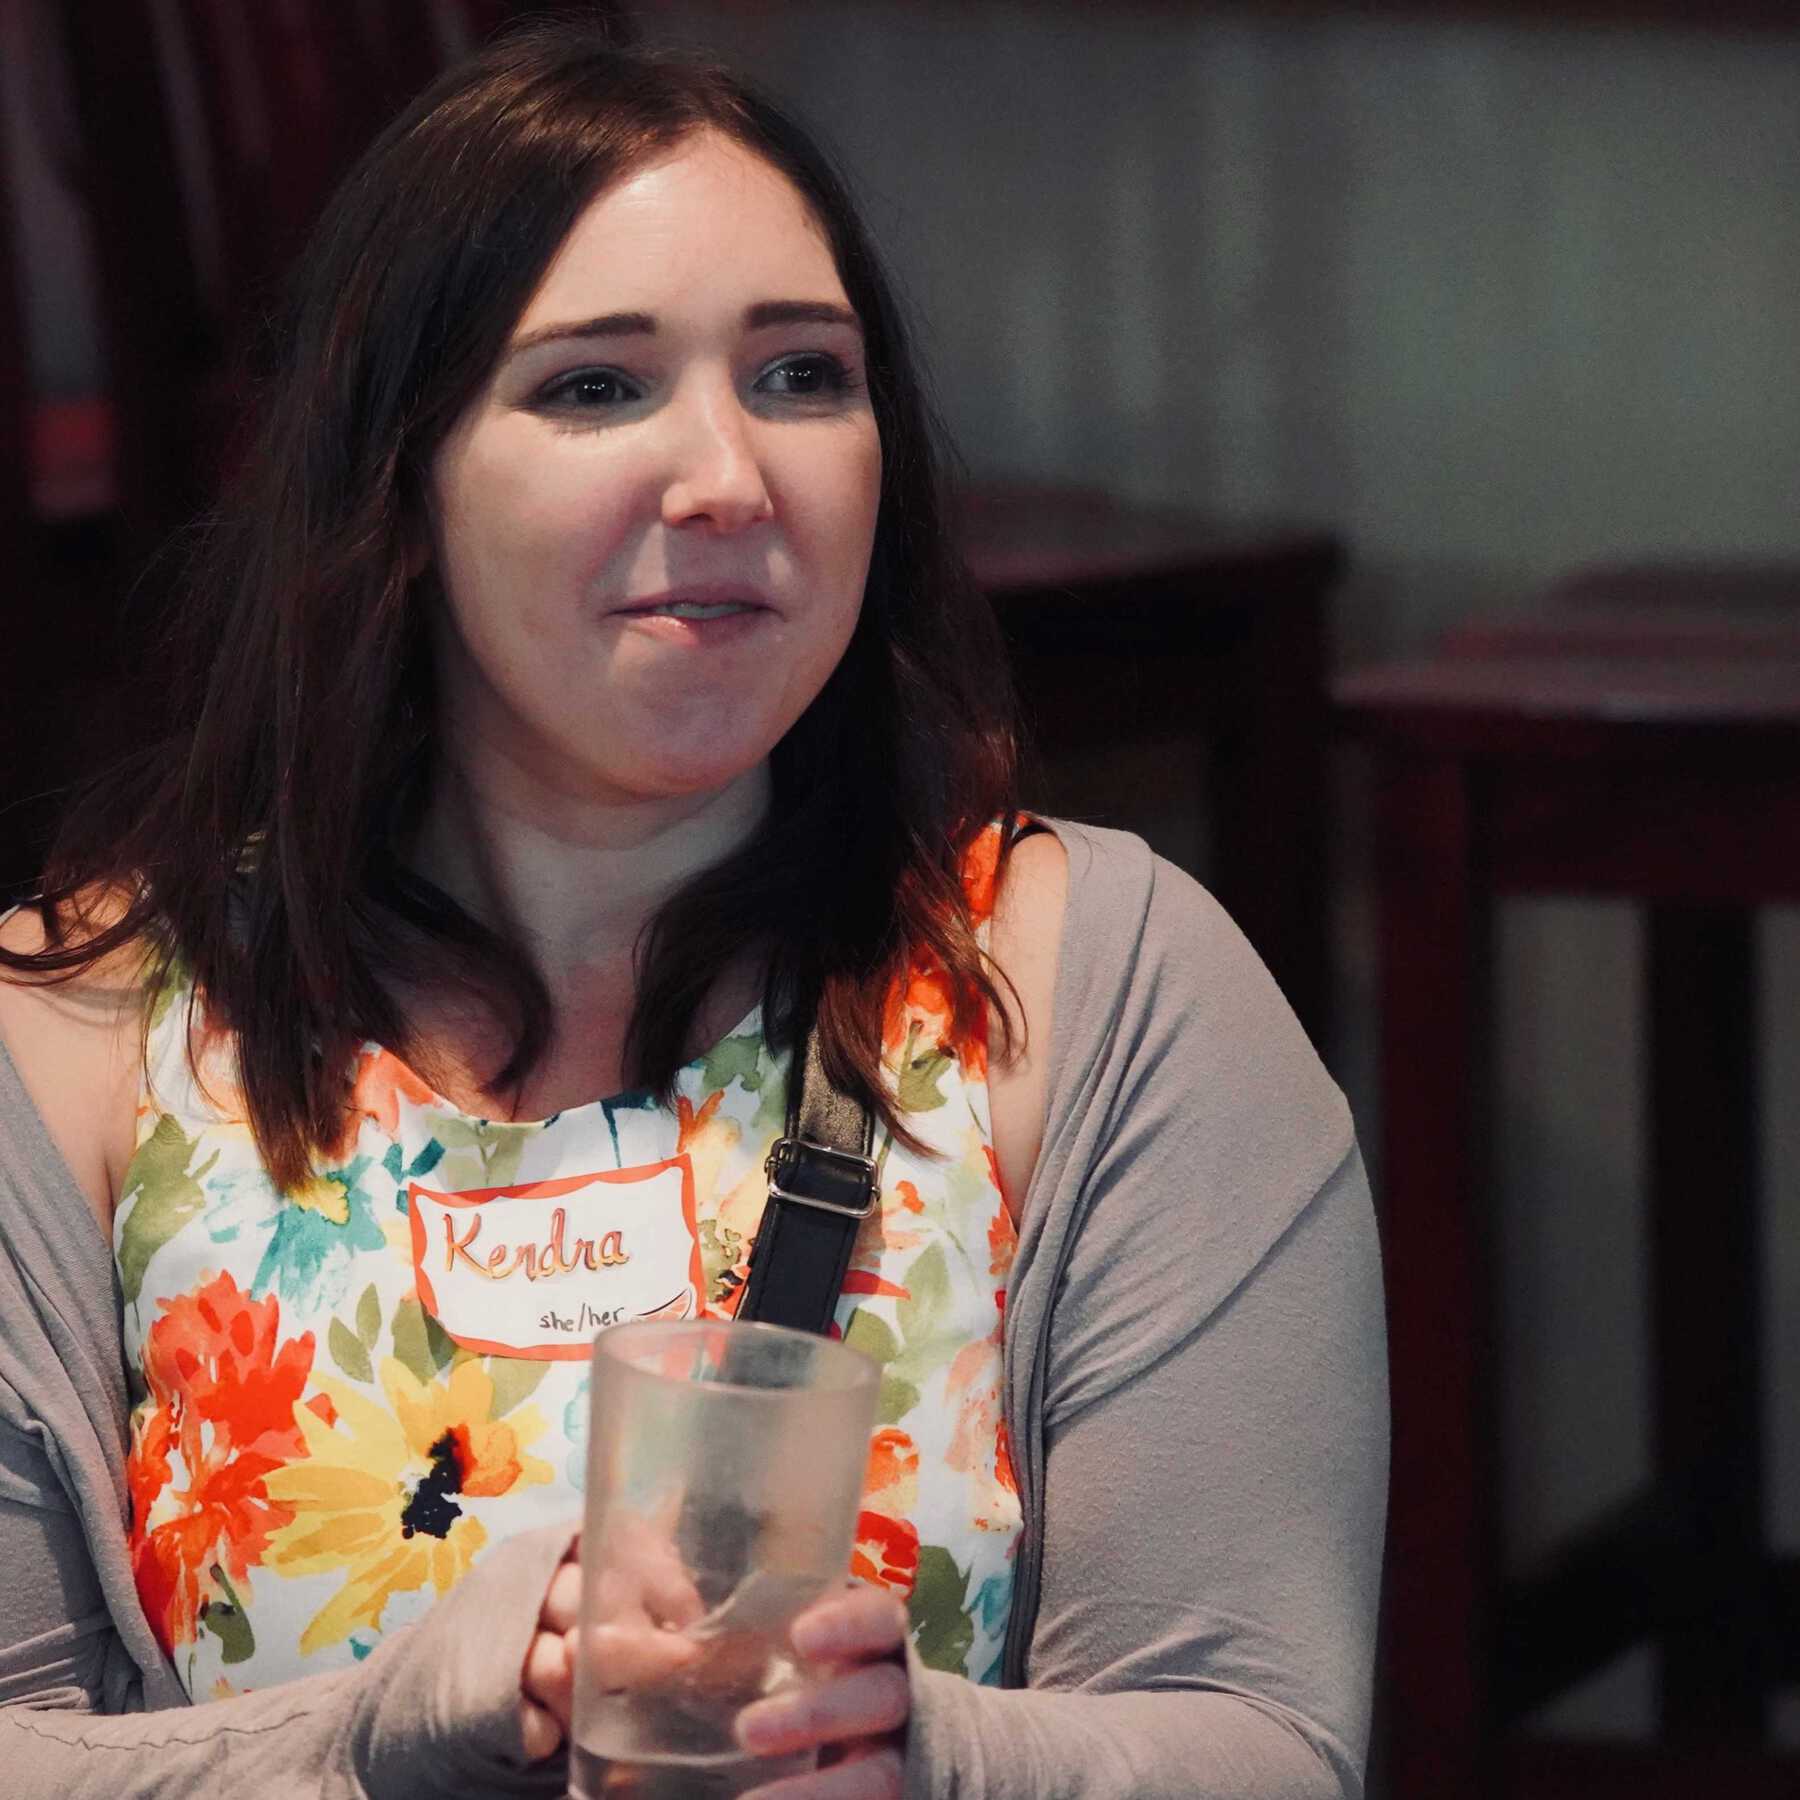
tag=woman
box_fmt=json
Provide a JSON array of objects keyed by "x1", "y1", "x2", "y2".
[{"x1": 0, "y1": 21, "x2": 1386, "y2": 1799}]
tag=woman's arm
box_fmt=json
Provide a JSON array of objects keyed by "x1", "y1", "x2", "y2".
[
  {"x1": 902, "y1": 1148, "x2": 1385, "y2": 1800},
  {"x1": 0, "y1": 1472, "x2": 575, "y2": 1800},
  {"x1": 0, "y1": 910, "x2": 580, "y2": 1796},
  {"x1": 0, "y1": 901, "x2": 142, "y2": 1236},
  {"x1": 906, "y1": 837, "x2": 1389, "y2": 1799}
]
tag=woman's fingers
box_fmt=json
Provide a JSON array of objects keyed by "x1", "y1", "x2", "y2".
[
  {"x1": 739, "y1": 1744, "x2": 905, "y2": 1800},
  {"x1": 735, "y1": 1659, "x2": 910, "y2": 1758},
  {"x1": 639, "y1": 1548, "x2": 706, "y2": 1630},
  {"x1": 582, "y1": 1619, "x2": 703, "y2": 1691},
  {"x1": 521, "y1": 1626, "x2": 575, "y2": 1724},
  {"x1": 517, "y1": 1693, "x2": 566, "y2": 1763},
  {"x1": 540, "y1": 1555, "x2": 583, "y2": 1634},
  {"x1": 791, "y1": 1585, "x2": 910, "y2": 1664}
]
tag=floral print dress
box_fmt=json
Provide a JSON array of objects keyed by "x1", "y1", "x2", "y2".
[{"x1": 117, "y1": 827, "x2": 1023, "y2": 1702}]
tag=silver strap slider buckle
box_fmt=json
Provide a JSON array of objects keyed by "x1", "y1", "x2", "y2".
[{"x1": 763, "y1": 1136, "x2": 879, "y2": 1219}]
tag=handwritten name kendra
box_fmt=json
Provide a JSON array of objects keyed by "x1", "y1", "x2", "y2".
[{"x1": 443, "y1": 1204, "x2": 631, "y2": 1282}]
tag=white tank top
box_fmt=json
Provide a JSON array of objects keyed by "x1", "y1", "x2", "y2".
[{"x1": 116, "y1": 825, "x2": 1023, "y2": 1700}]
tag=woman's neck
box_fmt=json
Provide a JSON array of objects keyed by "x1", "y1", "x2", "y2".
[
  {"x1": 408, "y1": 757, "x2": 772, "y2": 985},
  {"x1": 394, "y1": 756, "x2": 771, "y2": 1117}
]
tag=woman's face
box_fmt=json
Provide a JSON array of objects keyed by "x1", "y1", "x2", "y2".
[{"x1": 425, "y1": 131, "x2": 882, "y2": 813}]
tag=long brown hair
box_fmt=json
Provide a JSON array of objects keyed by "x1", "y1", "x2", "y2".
[{"x1": 2, "y1": 22, "x2": 1022, "y2": 1191}]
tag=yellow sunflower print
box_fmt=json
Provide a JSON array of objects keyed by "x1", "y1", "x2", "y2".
[{"x1": 265, "y1": 1355, "x2": 552, "y2": 1654}]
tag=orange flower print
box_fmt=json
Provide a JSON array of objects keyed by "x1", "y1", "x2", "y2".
[
  {"x1": 347, "y1": 1047, "x2": 435, "y2": 1142},
  {"x1": 127, "y1": 1271, "x2": 315, "y2": 1659},
  {"x1": 865, "y1": 1426, "x2": 921, "y2": 1505},
  {"x1": 994, "y1": 1418, "x2": 1019, "y2": 1500},
  {"x1": 883, "y1": 964, "x2": 956, "y2": 1061},
  {"x1": 956, "y1": 1013, "x2": 989, "y2": 1083},
  {"x1": 851, "y1": 1509, "x2": 921, "y2": 1596},
  {"x1": 852, "y1": 1428, "x2": 921, "y2": 1594},
  {"x1": 961, "y1": 821, "x2": 1003, "y2": 926},
  {"x1": 987, "y1": 1195, "x2": 1016, "y2": 1280},
  {"x1": 884, "y1": 960, "x2": 987, "y2": 1081},
  {"x1": 675, "y1": 1089, "x2": 724, "y2": 1155}
]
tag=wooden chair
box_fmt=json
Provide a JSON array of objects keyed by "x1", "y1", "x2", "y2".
[
  {"x1": 53, "y1": 0, "x2": 598, "y2": 574},
  {"x1": 959, "y1": 484, "x2": 1342, "y2": 1050},
  {"x1": 0, "y1": 74, "x2": 100, "y2": 899},
  {"x1": 1336, "y1": 571, "x2": 1800, "y2": 1799}
]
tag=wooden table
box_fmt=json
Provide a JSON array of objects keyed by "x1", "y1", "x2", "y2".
[
  {"x1": 959, "y1": 486, "x2": 1344, "y2": 1050},
  {"x1": 1335, "y1": 590, "x2": 1800, "y2": 1799}
]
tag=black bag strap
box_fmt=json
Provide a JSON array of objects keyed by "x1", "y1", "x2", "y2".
[{"x1": 734, "y1": 1022, "x2": 877, "y2": 1335}]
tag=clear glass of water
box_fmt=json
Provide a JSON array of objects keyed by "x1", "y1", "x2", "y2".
[{"x1": 568, "y1": 1318, "x2": 880, "y2": 1800}]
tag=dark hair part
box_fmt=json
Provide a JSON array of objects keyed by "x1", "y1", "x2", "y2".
[{"x1": 4, "y1": 21, "x2": 1023, "y2": 1190}]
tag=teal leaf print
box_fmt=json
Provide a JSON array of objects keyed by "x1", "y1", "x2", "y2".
[
  {"x1": 487, "y1": 1356, "x2": 550, "y2": 1420},
  {"x1": 973, "y1": 1570, "x2": 1012, "y2": 1635},
  {"x1": 383, "y1": 1137, "x2": 446, "y2": 1205},
  {"x1": 117, "y1": 1114, "x2": 222, "y2": 1307},
  {"x1": 355, "y1": 1283, "x2": 381, "y2": 1350},
  {"x1": 699, "y1": 1031, "x2": 765, "y2": 1096},
  {"x1": 564, "y1": 1375, "x2": 591, "y2": 1490},
  {"x1": 250, "y1": 1155, "x2": 385, "y2": 1307},
  {"x1": 329, "y1": 1315, "x2": 374, "y2": 1384},
  {"x1": 392, "y1": 1295, "x2": 457, "y2": 1388},
  {"x1": 909, "y1": 1546, "x2": 975, "y2": 1674},
  {"x1": 600, "y1": 1090, "x2": 659, "y2": 1166}
]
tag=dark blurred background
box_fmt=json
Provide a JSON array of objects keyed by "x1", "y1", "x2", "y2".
[{"x1": 4, "y1": 3, "x2": 1798, "y2": 1795}]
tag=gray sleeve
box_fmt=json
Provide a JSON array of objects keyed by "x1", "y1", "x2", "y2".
[
  {"x1": 906, "y1": 1154, "x2": 1386, "y2": 1799},
  {"x1": 0, "y1": 1496, "x2": 577, "y2": 1799},
  {"x1": 906, "y1": 833, "x2": 1388, "y2": 1798},
  {"x1": 0, "y1": 1028, "x2": 579, "y2": 1796}
]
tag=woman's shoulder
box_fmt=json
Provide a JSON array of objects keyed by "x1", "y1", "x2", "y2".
[
  {"x1": 1037, "y1": 817, "x2": 1301, "y2": 1039},
  {"x1": 0, "y1": 891, "x2": 152, "y2": 1238},
  {"x1": 1029, "y1": 815, "x2": 1352, "y2": 1178},
  {"x1": 984, "y1": 824, "x2": 1068, "y2": 1217}
]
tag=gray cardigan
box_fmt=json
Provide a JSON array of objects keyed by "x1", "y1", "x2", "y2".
[{"x1": 0, "y1": 822, "x2": 1387, "y2": 1797}]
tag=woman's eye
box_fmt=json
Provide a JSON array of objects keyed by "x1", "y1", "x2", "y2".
[
  {"x1": 539, "y1": 368, "x2": 640, "y2": 410},
  {"x1": 757, "y1": 354, "x2": 856, "y2": 399}
]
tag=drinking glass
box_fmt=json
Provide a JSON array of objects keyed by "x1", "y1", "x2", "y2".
[{"x1": 568, "y1": 1318, "x2": 880, "y2": 1799}]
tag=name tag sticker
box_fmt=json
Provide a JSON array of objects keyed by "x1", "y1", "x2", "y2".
[{"x1": 407, "y1": 1158, "x2": 702, "y2": 1360}]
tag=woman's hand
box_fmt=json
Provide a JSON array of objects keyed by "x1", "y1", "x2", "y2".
[
  {"x1": 736, "y1": 1584, "x2": 912, "y2": 1799},
  {"x1": 519, "y1": 1537, "x2": 583, "y2": 1760},
  {"x1": 517, "y1": 1544, "x2": 911, "y2": 1795},
  {"x1": 517, "y1": 1524, "x2": 704, "y2": 1761}
]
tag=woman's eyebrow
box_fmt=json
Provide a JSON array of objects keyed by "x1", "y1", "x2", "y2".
[{"x1": 507, "y1": 299, "x2": 863, "y2": 358}]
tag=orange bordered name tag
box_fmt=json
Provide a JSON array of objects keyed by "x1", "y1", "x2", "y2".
[{"x1": 407, "y1": 1157, "x2": 703, "y2": 1360}]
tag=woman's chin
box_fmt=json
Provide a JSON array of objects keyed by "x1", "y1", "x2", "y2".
[{"x1": 576, "y1": 747, "x2": 774, "y2": 813}]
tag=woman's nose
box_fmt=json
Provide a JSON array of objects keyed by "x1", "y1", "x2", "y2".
[{"x1": 660, "y1": 388, "x2": 774, "y2": 532}]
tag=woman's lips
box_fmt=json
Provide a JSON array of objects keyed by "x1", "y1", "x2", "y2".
[{"x1": 608, "y1": 591, "x2": 774, "y2": 643}]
